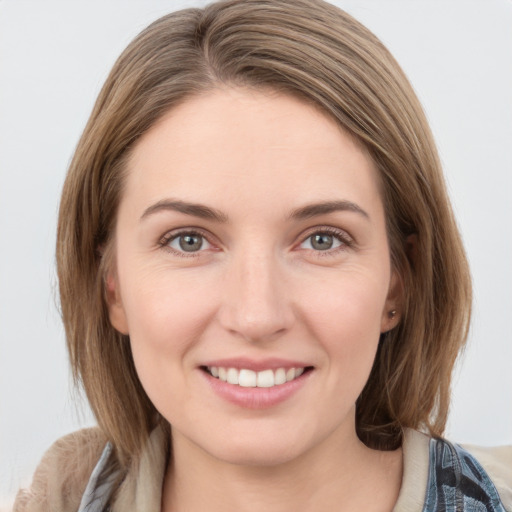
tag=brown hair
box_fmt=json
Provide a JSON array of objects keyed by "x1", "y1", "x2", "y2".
[{"x1": 57, "y1": 0, "x2": 471, "y2": 466}]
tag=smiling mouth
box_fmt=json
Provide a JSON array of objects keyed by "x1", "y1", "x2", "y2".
[{"x1": 202, "y1": 366, "x2": 313, "y2": 388}]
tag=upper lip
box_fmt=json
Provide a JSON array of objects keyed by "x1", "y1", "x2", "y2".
[{"x1": 200, "y1": 358, "x2": 313, "y2": 372}]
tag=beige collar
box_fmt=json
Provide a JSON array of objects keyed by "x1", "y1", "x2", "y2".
[
  {"x1": 112, "y1": 427, "x2": 167, "y2": 512},
  {"x1": 112, "y1": 427, "x2": 430, "y2": 512},
  {"x1": 393, "y1": 429, "x2": 430, "y2": 512}
]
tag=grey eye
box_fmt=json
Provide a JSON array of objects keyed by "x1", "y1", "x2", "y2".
[
  {"x1": 300, "y1": 233, "x2": 343, "y2": 251},
  {"x1": 311, "y1": 234, "x2": 334, "y2": 250},
  {"x1": 169, "y1": 233, "x2": 209, "y2": 253}
]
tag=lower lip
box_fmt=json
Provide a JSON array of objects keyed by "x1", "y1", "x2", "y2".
[{"x1": 201, "y1": 369, "x2": 312, "y2": 409}]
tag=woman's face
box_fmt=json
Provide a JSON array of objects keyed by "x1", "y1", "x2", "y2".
[{"x1": 107, "y1": 88, "x2": 400, "y2": 466}]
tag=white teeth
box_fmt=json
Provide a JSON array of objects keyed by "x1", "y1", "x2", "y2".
[
  {"x1": 239, "y1": 369, "x2": 257, "y2": 387},
  {"x1": 226, "y1": 368, "x2": 239, "y2": 385},
  {"x1": 257, "y1": 369, "x2": 274, "y2": 388},
  {"x1": 207, "y1": 366, "x2": 307, "y2": 388},
  {"x1": 275, "y1": 368, "x2": 286, "y2": 385}
]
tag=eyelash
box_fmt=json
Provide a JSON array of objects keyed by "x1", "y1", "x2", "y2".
[
  {"x1": 159, "y1": 229, "x2": 210, "y2": 258},
  {"x1": 158, "y1": 226, "x2": 353, "y2": 258},
  {"x1": 299, "y1": 226, "x2": 353, "y2": 257}
]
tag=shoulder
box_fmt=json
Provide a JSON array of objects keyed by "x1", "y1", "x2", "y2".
[
  {"x1": 462, "y1": 442, "x2": 512, "y2": 510},
  {"x1": 425, "y1": 436, "x2": 512, "y2": 512},
  {"x1": 13, "y1": 428, "x2": 108, "y2": 512},
  {"x1": 394, "y1": 430, "x2": 512, "y2": 512}
]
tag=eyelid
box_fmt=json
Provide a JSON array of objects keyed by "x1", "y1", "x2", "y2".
[
  {"x1": 299, "y1": 225, "x2": 353, "y2": 243},
  {"x1": 296, "y1": 225, "x2": 354, "y2": 254},
  {"x1": 157, "y1": 225, "x2": 354, "y2": 258},
  {"x1": 159, "y1": 227, "x2": 218, "y2": 257}
]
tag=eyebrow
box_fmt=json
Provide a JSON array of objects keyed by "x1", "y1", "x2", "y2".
[
  {"x1": 140, "y1": 198, "x2": 369, "y2": 223},
  {"x1": 287, "y1": 200, "x2": 369, "y2": 221},
  {"x1": 141, "y1": 199, "x2": 229, "y2": 223}
]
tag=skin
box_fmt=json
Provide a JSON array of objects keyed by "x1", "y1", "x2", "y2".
[{"x1": 107, "y1": 88, "x2": 403, "y2": 511}]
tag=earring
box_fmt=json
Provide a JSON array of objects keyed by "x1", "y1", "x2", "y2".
[{"x1": 388, "y1": 309, "x2": 397, "y2": 319}]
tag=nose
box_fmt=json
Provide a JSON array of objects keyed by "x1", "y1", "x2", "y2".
[{"x1": 218, "y1": 250, "x2": 294, "y2": 343}]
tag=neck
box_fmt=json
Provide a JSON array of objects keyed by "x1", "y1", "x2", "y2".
[{"x1": 161, "y1": 421, "x2": 402, "y2": 512}]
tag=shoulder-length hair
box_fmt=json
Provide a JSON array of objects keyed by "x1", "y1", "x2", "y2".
[{"x1": 57, "y1": 0, "x2": 471, "y2": 466}]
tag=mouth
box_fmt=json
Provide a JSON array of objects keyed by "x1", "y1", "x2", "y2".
[{"x1": 201, "y1": 366, "x2": 314, "y2": 389}]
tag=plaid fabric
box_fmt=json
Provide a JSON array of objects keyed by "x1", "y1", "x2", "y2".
[
  {"x1": 77, "y1": 443, "x2": 117, "y2": 512},
  {"x1": 423, "y1": 438, "x2": 507, "y2": 511}
]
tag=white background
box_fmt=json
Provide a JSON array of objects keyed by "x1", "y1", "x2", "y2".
[{"x1": 1, "y1": 0, "x2": 511, "y2": 505}]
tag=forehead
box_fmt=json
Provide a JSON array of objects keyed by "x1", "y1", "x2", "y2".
[{"x1": 123, "y1": 87, "x2": 383, "y2": 218}]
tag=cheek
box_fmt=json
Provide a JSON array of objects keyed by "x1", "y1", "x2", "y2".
[
  {"x1": 118, "y1": 267, "x2": 222, "y2": 416},
  {"x1": 298, "y1": 271, "x2": 387, "y2": 376},
  {"x1": 301, "y1": 268, "x2": 388, "y2": 331},
  {"x1": 121, "y1": 267, "x2": 220, "y2": 354}
]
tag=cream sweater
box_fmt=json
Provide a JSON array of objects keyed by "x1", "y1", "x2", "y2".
[{"x1": 13, "y1": 427, "x2": 512, "y2": 512}]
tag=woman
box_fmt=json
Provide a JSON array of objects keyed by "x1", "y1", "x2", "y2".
[{"x1": 13, "y1": 1, "x2": 512, "y2": 511}]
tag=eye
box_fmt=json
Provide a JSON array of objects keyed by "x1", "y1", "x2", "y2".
[
  {"x1": 163, "y1": 230, "x2": 212, "y2": 255},
  {"x1": 298, "y1": 228, "x2": 351, "y2": 253}
]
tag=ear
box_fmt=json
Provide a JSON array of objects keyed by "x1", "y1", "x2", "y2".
[
  {"x1": 105, "y1": 271, "x2": 129, "y2": 335},
  {"x1": 380, "y1": 234, "x2": 417, "y2": 333},
  {"x1": 380, "y1": 267, "x2": 403, "y2": 333}
]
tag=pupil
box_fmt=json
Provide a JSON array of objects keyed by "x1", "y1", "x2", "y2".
[
  {"x1": 312, "y1": 234, "x2": 333, "y2": 250},
  {"x1": 179, "y1": 234, "x2": 202, "y2": 252}
]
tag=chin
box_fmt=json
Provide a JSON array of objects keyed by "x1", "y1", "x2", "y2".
[
  {"x1": 192, "y1": 423, "x2": 318, "y2": 468},
  {"x1": 210, "y1": 440, "x2": 305, "y2": 468}
]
